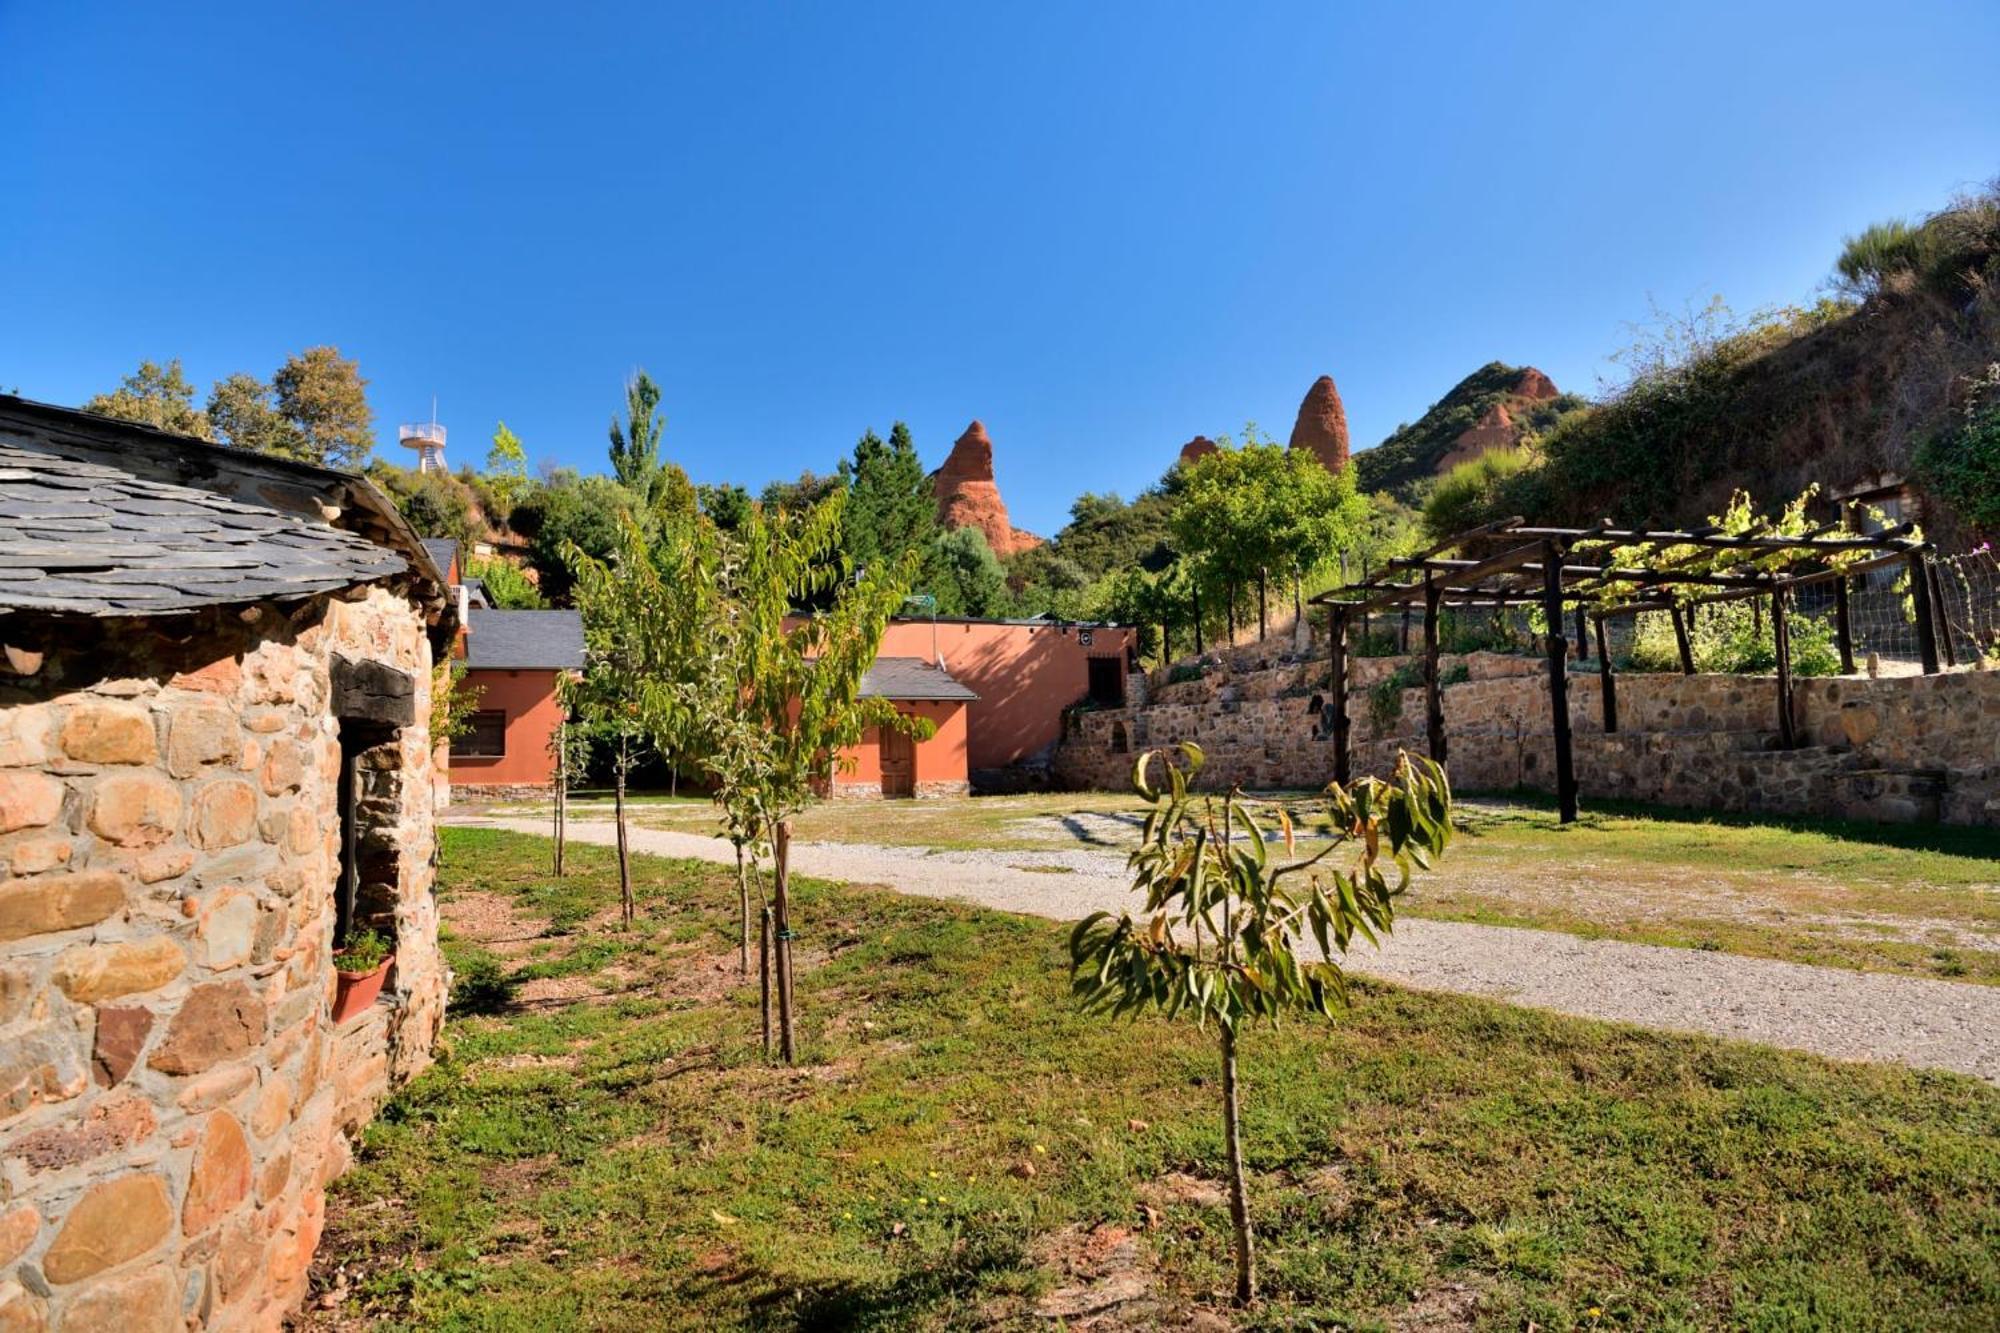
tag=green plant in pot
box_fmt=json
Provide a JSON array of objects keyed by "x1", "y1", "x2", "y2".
[{"x1": 332, "y1": 928, "x2": 395, "y2": 1023}]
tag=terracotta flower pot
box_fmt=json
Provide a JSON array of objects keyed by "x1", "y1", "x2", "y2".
[{"x1": 332, "y1": 953, "x2": 395, "y2": 1024}]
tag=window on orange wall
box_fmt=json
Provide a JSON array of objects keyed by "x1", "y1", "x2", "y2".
[{"x1": 453, "y1": 710, "x2": 507, "y2": 758}]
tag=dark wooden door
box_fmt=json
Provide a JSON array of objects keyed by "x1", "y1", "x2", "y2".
[{"x1": 880, "y1": 726, "x2": 915, "y2": 797}]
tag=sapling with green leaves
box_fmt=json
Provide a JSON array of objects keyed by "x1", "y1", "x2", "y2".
[{"x1": 1069, "y1": 743, "x2": 1453, "y2": 1306}]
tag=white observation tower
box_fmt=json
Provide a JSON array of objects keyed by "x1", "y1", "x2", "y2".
[{"x1": 399, "y1": 404, "x2": 447, "y2": 474}]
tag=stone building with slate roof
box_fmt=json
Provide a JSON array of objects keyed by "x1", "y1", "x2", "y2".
[{"x1": 0, "y1": 396, "x2": 453, "y2": 1330}]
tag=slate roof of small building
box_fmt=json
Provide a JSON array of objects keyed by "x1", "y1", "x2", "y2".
[
  {"x1": 859, "y1": 657, "x2": 979, "y2": 701},
  {"x1": 0, "y1": 402, "x2": 436, "y2": 618},
  {"x1": 423, "y1": 538, "x2": 459, "y2": 581},
  {"x1": 464, "y1": 609, "x2": 585, "y2": 671}
]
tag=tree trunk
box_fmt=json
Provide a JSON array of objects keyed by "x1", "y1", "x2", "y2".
[
  {"x1": 613, "y1": 744, "x2": 633, "y2": 926},
  {"x1": 759, "y1": 904, "x2": 773, "y2": 1056},
  {"x1": 1221, "y1": 1024, "x2": 1256, "y2": 1306},
  {"x1": 1193, "y1": 590, "x2": 1204, "y2": 654},
  {"x1": 1256, "y1": 570, "x2": 1268, "y2": 642},
  {"x1": 1227, "y1": 584, "x2": 1238, "y2": 642},
  {"x1": 736, "y1": 843, "x2": 751, "y2": 976},
  {"x1": 552, "y1": 741, "x2": 566, "y2": 878},
  {"x1": 773, "y1": 818, "x2": 797, "y2": 1064}
]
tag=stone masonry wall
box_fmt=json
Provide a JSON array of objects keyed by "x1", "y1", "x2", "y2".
[
  {"x1": 0, "y1": 584, "x2": 443, "y2": 1332},
  {"x1": 1056, "y1": 650, "x2": 2000, "y2": 827}
]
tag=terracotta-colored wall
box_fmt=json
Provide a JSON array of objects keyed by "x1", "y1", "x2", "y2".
[
  {"x1": 452, "y1": 669, "x2": 562, "y2": 788},
  {"x1": 876, "y1": 621, "x2": 1136, "y2": 772},
  {"x1": 833, "y1": 700, "x2": 968, "y2": 794}
]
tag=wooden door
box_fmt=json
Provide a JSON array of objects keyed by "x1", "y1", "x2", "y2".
[{"x1": 879, "y1": 725, "x2": 915, "y2": 798}]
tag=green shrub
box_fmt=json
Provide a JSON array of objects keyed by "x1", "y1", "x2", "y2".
[
  {"x1": 1625, "y1": 602, "x2": 1840, "y2": 677},
  {"x1": 1167, "y1": 663, "x2": 1206, "y2": 686},
  {"x1": 1422, "y1": 446, "x2": 1536, "y2": 542},
  {"x1": 1439, "y1": 611, "x2": 1524, "y2": 656},
  {"x1": 466, "y1": 555, "x2": 548, "y2": 610},
  {"x1": 448, "y1": 946, "x2": 513, "y2": 1015},
  {"x1": 1916, "y1": 367, "x2": 2000, "y2": 536},
  {"x1": 1367, "y1": 664, "x2": 1425, "y2": 728},
  {"x1": 1835, "y1": 219, "x2": 1923, "y2": 295}
]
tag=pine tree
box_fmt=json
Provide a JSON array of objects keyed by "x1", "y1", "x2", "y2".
[{"x1": 839, "y1": 420, "x2": 936, "y2": 570}]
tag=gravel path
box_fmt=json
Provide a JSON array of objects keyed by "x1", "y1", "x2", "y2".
[{"x1": 457, "y1": 815, "x2": 2000, "y2": 1083}]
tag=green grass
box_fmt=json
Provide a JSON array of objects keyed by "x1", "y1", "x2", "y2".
[
  {"x1": 315, "y1": 829, "x2": 2000, "y2": 1330},
  {"x1": 485, "y1": 788, "x2": 2000, "y2": 984}
]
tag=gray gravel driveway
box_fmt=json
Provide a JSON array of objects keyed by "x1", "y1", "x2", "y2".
[{"x1": 456, "y1": 815, "x2": 2000, "y2": 1083}]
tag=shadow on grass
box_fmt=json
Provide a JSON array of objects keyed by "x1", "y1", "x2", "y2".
[{"x1": 1460, "y1": 787, "x2": 1999, "y2": 860}]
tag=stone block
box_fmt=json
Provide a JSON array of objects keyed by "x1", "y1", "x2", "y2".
[
  {"x1": 0, "y1": 772, "x2": 62, "y2": 834},
  {"x1": 11, "y1": 1094, "x2": 156, "y2": 1174},
  {"x1": 0, "y1": 1281, "x2": 44, "y2": 1333},
  {"x1": 58, "y1": 701, "x2": 157, "y2": 766},
  {"x1": 87, "y1": 773, "x2": 182, "y2": 848},
  {"x1": 40, "y1": 1173, "x2": 172, "y2": 1284},
  {"x1": 0, "y1": 870, "x2": 126, "y2": 942},
  {"x1": 182, "y1": 1111, "x2": 253, "y2": 1236},
  {"x1": 92, "y1": 1006, "x2": 154, "y2": 1087},
  {"x1": 164, "y1": 701, "x2": 239, "y2": 778},
  {"x1": 55, "y1": 1263, "x2": 178, "y2": 1333},
  {"x1": 188, "y1": 780, "x2": 258, "y2": 850},
  {"x1": 50, "y1": 936, "x2": 184, "y2": 1003},
  {"x1": 0, "y1": 1207, "x2": 39, "y2": 1270},
  {"x1": 148, "y1": 981, "x2": 267, "y2": 1076},
  {"x1": 6, "y1": 838, "x2": 71, "y2": 876},
  {"x1": 197, "y1": 890, "x2": 259, "y2": 971}
]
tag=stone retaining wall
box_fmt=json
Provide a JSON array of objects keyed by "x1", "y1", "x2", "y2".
[
  {"x1": 1056, "y1": 650, "x2": 2000, "y2": 826},
  {"x1": 0, "y1": 585, "x2": 444, "y2": 1330}
]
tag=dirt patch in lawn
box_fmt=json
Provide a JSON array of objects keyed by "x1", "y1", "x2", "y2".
[{"x1": 444, "y1": 890, "x2": 552, "y2": 956}]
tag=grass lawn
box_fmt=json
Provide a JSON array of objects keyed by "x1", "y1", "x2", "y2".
[
  {"x1": 480, "y1": 789, "x2": 2000, "y2": 985},
  {"x1": 308, "y1": 829, "x2": 2000, "y2": 1330}
]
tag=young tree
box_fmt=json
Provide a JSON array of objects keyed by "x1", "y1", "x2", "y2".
[
  {"x1": 723, "y1": 492, "x2": 927, "y2": 1062},
  {"x1": 84, "y1": 358, "x2": 214, "y2": 439},
  {"x1": 485, "y1": 421, "x2": 531, "y2": 510},
  {"x1": 924, "y1": 525, "x2": 1007, "y2": 617},
  {"x1": 1172, "y1": 444, "x2": 1366, "y2": 640},
  {"x1": 272, "y1": 345, "x2": 375, "y2": 469},
  {"x1": 1070, "y1": 745, "x2": 1453, "y2": 1305}
]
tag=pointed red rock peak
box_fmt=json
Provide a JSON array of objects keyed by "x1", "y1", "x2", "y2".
[
  {"x1": 933, "y1": 420, "x2": 1041, "y2": 558},
  {"x1": 1178, "y1": 436, "x2": 1218, "y2": 465},
  {"x1": 1287, "y1": 375, "x2": 1351, "y2": 472},
  {"x1": 1513, "y1": 367, "x2": 1559, "y2": 401}
]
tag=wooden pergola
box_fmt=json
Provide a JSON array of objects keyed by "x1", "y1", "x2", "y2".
[{"x1": 1309, "y1": 516, "x2": 1946, "y2": 823}]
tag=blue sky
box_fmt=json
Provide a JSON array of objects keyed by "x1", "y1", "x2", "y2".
[{"x1": 3, "y1": 2, "x2": 1996, "y2": 535}]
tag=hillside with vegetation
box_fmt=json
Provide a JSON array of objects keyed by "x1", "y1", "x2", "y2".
[
  {"x1": 1353, "y1": 361, "x2": 1587, "y2": 499},
  {"x1": 1420, "y1": 183, "x2": 2000, "y2": 547}
]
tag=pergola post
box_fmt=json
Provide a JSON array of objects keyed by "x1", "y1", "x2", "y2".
[
  {"x1": 1573, "y1": 603, "x2": 1588, "y2": 662},
  {"x1": 1909, "y1": 550, "x2": 1940, "y2": 674},
  {"x1": 1399, "y1": 605, "x2": 1411, "y2": 655},
  {"x1": 1193, "y1": 588, "x2": 1204, "y2": 655},
  {"x1": 1593, "y1": 614, "x2": 1618, "y2": 734},
  {"x1": 1669, "y1": 604, "x2": 1695, "y2": 674},
  {"x1": 1833, "y1": 573, "x2": 1856, "y2": 674},
  {"x1": 1540, "y1": 541, "x2": 1578, "y2": 823},
  {"x1": 1358, "y1": 557, "x2": 1372, "y2": 649},
  {"x1": 1772, "y1": 588, "x2": 1797, "y2": 749},
  {"x1": 1328, "y1": 606, "x2": 1351, "y2": 787},
  {"x1": 1423, "y1": 575, "x2": 1446, "y2": 764},
  {"x1": 1928, "y1": 560, "x2": 1957, "y2": 669}
]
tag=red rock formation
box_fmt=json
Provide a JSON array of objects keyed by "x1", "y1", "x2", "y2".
[
  {"x1": 1513, "y1": 367, "x2": 1559, "y2": 401},
  {"x1": 1178, "y1": 436, "x2": 1218, "y2": 466},
  {"x1": 1287, "y1": 375, "x2": 1350, "y2": 472},
  {"x1": 933, "y1": 421, "x2": 1042, "y2": 558},
  {"x1": 1439, "y1": 401, "x2": 1519, "y2": 472}
]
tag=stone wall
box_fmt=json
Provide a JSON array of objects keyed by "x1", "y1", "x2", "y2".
[
  {"x1": 1056, "y1": 650, "x2": 2000, "y2": 826},
  {"x1": 0, "y1": 584, "x2": 443, "y2": 1330}
]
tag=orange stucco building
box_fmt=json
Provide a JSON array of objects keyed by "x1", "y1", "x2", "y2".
[
  {"x1": 426, "y1": 540, "x2": 583, "y2": 796},
  {"x1": 829, "y1": 661, "x2": 975, "y2": 798},
  {"x1": 874, "y1": 617, "x2": 1137, "y2": 787}
]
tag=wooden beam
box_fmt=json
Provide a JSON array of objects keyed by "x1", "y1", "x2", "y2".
[
  {"x1": 1502, "y1": 523, "x2": 1916, "y2": 553},
  {"x1": 1541, "y1": 541, "x2": 1578, "y2": 823},
  {"x1": 1909, "y1": 550, "x2": 1940, "y2": 674},
  {"x1": 1401, "y1": 514, "x2": 1526, "y2": 565},
  {"x1": 1328, "y1": 606, "x2": 1350, "y2": 787},
  {"x1": 1423, "y1": 575, "x2": 1446, "y2": 764},
  {"x1": 1772, "y1": 589, "x2": 1797, "y2": 749},
  {"x1": 1593, "y1": 614, "x2": 1617, "y2": 734}
]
